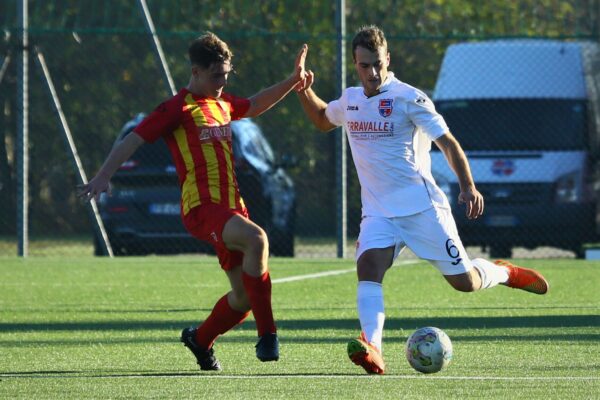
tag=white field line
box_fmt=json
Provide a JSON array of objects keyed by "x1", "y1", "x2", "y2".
[
  {"x1": 272, "y1": 260, "x2": 421, "y2": 284},
  {"x1": 3, "y1": 374, "x2": 598, "y2": 381},
  {"x1": 161, "y1": 375, "x2": 600, "y2": 380},
  {"x1": 271, "y1": 268, "x2": 354, "y2": 283}
]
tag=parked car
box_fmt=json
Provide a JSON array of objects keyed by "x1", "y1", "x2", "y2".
[
  {"x1": 431, "y1": 40, "x2": 600, "y2": 258},
  {"x1": 94, "y1": 114, "x2": 296, "y2": 256}
]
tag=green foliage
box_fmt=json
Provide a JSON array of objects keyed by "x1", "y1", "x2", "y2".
[{"x1": 0, "y1": 1, "x2": 598, "y2": 237}]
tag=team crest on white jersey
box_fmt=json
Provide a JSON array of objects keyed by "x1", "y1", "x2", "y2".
[{"x1": 378, "y1": 99, "x2": 393, "y2": 117}]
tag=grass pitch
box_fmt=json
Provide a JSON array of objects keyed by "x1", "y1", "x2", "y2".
[{"x1": 0, "y1": 256, "x2": 598, "y2": 399}]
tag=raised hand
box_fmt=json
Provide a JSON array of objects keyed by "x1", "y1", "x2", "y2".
[
  {"x1": 295, "y1": 70, "x2": 314, "y2": 92},
  {"x1": 291, "y1": 44, "x2": 308, "y2": 84}
]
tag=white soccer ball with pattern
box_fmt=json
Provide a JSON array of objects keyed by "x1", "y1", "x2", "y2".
[{"x1": 405, "y1": 326, "x2": 453, "y2": 373}]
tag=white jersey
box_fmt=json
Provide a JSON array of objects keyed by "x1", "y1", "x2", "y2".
[{"x1": 325, "y1": 72, "x2": 451, "y2": 217}]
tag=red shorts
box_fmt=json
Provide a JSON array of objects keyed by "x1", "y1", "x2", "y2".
[{"x1": 182, "y1": 203, "x2": 249, "y2": 271}]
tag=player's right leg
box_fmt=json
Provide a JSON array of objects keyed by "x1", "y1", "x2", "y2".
[
  {"x1": 347, "y1": 332, "x2": 386, "y2": 375},
  {"x1": 181, "y1": 267, "x2": 251, "y2": 371},
  {"x1": 181, "y1": 327, "x2": 223, "y2": 371},
  {"x1": 348, "y1": 219, "x2": 397, "y2": 375}
]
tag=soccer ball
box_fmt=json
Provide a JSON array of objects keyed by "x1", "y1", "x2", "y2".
[{"x1": 405, "y1": 326, "x2": 453, "y2": 373}]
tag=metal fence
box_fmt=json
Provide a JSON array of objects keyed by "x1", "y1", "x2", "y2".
[{"x1": 1, "y1": 0, "x2": 599, "y2": 259}]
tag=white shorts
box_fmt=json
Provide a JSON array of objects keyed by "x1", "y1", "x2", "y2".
[{"x1": 356, "y1": 206, "x2": 473, "y2": 275}]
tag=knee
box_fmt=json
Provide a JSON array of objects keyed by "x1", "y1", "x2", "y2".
[
  {"x1": 245, "y1": 227, "x2": 269, "y2": 254},
  {"x1": 229, "y1": 290, "x2": 251, "y2": 313},
  {"x1": 445, "y1": 273, "x2": 479, "y2": 292},
  {"x1": 357, "y1": 263, "x2": 386, "y2": 283},
  {"x1": 356, "y1": 248, "x2": 395, "y2": 283},
  {"x1": 450, "y1": 281, "x2": 478, "y2": 292}
]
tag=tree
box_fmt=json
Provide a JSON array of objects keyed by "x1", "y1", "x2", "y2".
[{"x1": 0, "y1": 0, "x2": 597, "y2": 240}]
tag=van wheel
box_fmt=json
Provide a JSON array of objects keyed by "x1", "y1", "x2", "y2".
[
  {"x1": 489, "y1": 245, "x2": 512, "y2": 259},
  {"x1": 572, "y1": 245, "x2": 585, "y2": 259}
]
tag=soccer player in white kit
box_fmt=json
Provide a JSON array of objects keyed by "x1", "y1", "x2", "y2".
[{"x1": 295, "y1": 25, "x2": 549, "y2": 375}]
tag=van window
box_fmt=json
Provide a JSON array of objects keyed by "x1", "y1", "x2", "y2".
[{"x1": 436, "y1": 99, "x2": 587, "y2": 151}]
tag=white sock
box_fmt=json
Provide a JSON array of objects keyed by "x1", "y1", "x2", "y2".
[
  {"x1": 471, "y1": 258, "x2": 510, "y2": 289},
  {"x1": 357, "y1": 281, "x2": 385, "y2": 351}
]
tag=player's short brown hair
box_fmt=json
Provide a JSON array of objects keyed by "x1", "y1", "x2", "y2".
[
  {"x1": 352, "y1": 25, "x2": 387, "y2": 59},
  {"x1": 188, "y1": 32, "x2": 233, "y2": 68}
]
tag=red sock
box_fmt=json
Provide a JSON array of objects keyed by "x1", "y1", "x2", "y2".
[
  {"x1": 195, "y1": 294, "x2": 249, "y2": 349},
  {"x1": 242, "y1": 271, "x2": 276, "y2": 337}
]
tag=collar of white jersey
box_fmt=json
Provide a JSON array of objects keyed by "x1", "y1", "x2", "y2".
[
  {"x1": 363, "y1": 71, "x2": 396, "y2": 97},
  {"x1": 381, "y1": 71, "x2": 396, "y2": 89}
]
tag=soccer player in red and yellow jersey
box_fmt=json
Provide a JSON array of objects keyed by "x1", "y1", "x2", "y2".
[{"x1": 78, "y1": 32, "x2": 307, "y2": 371}]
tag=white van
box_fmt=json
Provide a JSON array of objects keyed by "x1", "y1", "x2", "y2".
[{"x1": 432, "y1": 40, "x2": 600, "y2": 258}]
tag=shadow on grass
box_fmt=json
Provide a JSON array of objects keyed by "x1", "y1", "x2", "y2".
[
  {"x1": 0, "y1": 315, "x2": 598, "y2": 346},
  {"x1": 0, "y1": 315, "x2": 597, "y2": 332},
  {"x1": 1, "y1": 333, "x2": 599, "y2": 347},
  {"x1": 0, "y1": 370, "x2": 200, "y2": 379},
  {"x1": 0, "y1": 370, "x2": 369, "y2": 379},
  {"x1": 4, "y1": 305, "x2": 598, "y2": 313}
]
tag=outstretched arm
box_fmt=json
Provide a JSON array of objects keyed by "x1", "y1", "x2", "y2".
[
  {"x1": 77, "y1": 132, "x2": 145, "y2": 202},
  {"x1": 295, "y1": 71, "x2": 337, "y2": 132},
  {"x1": 434, "y1": 132, "x2": 484, "y2": 219},
  {"x1": 244, "y1": 44, "x2": 308, "y2": 118}
]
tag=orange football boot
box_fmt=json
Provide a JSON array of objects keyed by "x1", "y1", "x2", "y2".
[
  {"x1": 347, "y1": 332, "x2": 385, "y2": 375},
  {"x1": 495, "y1": 260, "x2": 549, "y2": 294}
]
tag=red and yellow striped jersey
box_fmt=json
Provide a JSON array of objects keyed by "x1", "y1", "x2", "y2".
[{"x1": 134, "y1": 88, "x2": 251, "y2": 215}]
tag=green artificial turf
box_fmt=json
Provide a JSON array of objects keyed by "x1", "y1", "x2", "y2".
[{"x1": 0, "y1": 257, "x2": 598, "y2": 399}]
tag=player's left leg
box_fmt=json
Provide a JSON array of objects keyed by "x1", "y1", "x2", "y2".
[
  {"x1": 444, "y1": 259, "x2": 549, "y2": 294},
  {"x1": 494, "y1": 259, "x2": 549, "y2": 294},
  {"x1": 400, "y1": 206, "x2": 480, "y2": 291},
  {"x1": 222, "y1": 214, "x2": 279, "y2": 361},
  {"x1": 442, "y1": 259, "x2": 505, "y2": 292},
  {"x1": 404, "y1": 207, "x2": 548, "y2": 294}
]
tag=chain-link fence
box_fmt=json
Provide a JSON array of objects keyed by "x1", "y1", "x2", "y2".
[{"x1": 1, "y1": 0, "x2": 599, "y2": 258}]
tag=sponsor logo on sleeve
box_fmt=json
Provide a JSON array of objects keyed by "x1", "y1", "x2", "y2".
[{"x1": 415, "y1": 96, "x2": 427, "y2": 105}]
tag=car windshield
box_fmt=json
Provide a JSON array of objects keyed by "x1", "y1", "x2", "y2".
[
  {"x1": 435, "y1": 99, "x2": 587, "y2": 151},
  {"x1": 235, "y1": 120, "x2": 275, "y2": 166}
]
